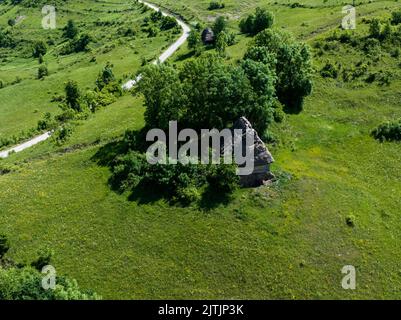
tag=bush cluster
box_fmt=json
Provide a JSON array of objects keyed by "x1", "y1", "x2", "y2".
[
  {"x1": 371, "y1": 118, "x2": 401, "y2": 142},
  {"x1": 109, "y1": 148, "x2": 239, "y2": 205}
]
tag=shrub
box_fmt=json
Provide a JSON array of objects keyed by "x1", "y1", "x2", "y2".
[
  {"x1": 72, "y1": 33, "x2": 91, "y2": 52},
  {"x1": 95, "y1": 62, "x2": 115, "y2": 91},
  {"x1": 7, "y1": 19, "x2": 16, "y2": 27},
  {"x1": 160, "y1": 16, "x2": 178, "y2": 30},
  {"x1": 391, "y1": 10, "x2": 401, "y2": 25},
  {"x1": 371, "y1": 118, "x2": 401, "y2": 142},
  {"x1": 207, "y1": 164, "x2": 239, "y2": 194},
  {"x1": 0, "y1": 235, "x2": 10, "y2": 259},
  {"x1": 175, "y1": 186, "x2": 201, "y2": 205},
  {"x1": 0, "y1": 28, "x2": 14, "y2": 48},
  {"x1": 37, "y1": 112, "x2": 56, "y2": 130},
  {"x1": 32, "y1": 41, "x2": 47, "y2": 58},
  {"x1": 37, "y1": 65, "x2": 48, "y2": 79},
  {"x1": 320, "y1": 61, "x2": 338, "y2": 78},
  {"x1": 208, "y1": 2, "x2": 225, "y2": 10},
  {"x1": 63, "y1": 20, "x2": 78, "y2": 39},
  {"x1": 369, "y1": 18, "x2": 381, "y2": 39},
  {"x1": 346, "y1": 215, "x2": 355, "y2": 227},
  {"x1": 53, "y1": 124, "x2": 73, "y2": 144},
  {"x1": 150, "y1": 10, "x2": 163, "y2": 22},
  {"x1": 65, "y1": 80, "x2": 81, "y2": 111}
]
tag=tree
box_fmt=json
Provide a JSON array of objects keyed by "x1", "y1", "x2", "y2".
[
  {"x1": 96, "y1": 62, "x2": 115, "y2": 91},
  {"x1": 37, "y1": 65, "x2": 49, "y2": 79},
  {"x1": 239, "y1": 14, "x2": 255, "y2": 34},
  {"x1": 137, "y1": 64, "x2": 185, "y2": 131},
  {"x1": 72, "y1": 34, "x2": 91, "y2": 52},
  {"x1": 250, "y1": 29, "x2": 313, "y2": 113},
  {"x1": 65, "y1": 80, "x2": 81, "y2": 111},
  {"x1": 32, "y1": 41, "x2": 47, "y2": 58},
  {"x1": 63, "y1": 20, "x2": 78, "y2": 39},
  {"x1": 369, "y1": 18, "x2": 381, "y2": 39},
  {"x1": 253, "y1": 8, "x2": 274, "y2": 34},
  {"x1": 0, "y1": 234, "x2": 9, "y2": 259},
  {"x1": 212, "y1": 16, "x2": 227, "y2": 37},
  {"x1": 215, "y1": 31, "x2": 227, "y2": 56},
  {"x1": 240, "y1": 8, "x2": 274, "y2": 35},
  {"x1": 187, "y1": 30, "x2": 201, "y2": 50}
]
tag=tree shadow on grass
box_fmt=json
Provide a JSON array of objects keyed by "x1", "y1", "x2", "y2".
[
  {"x1": 127, "y1": 181, "x2": 168, "y2": 205},
  {"x1": 91, "y1": 140, "x2": 126, "y2": 167},
  {"x1": 198, "y1": 185, "x2": 233, "y2": 211}
]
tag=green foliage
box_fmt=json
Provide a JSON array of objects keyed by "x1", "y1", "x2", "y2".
[
  {"x1": 71, "y1": 33, "x2": 91, "y2": 52},
  {"x1": 369, "y1": 18, "x2": 382, "y2": 39},
  {"x1": 37, "y1": 112, "x2": 56, "y2": 130},
  {"x1": 320, "y1": 61, "x2": 338, "y2": 79},
  {"x1": 37, "y1": 65, "x2": 49, "y2": 79},
  {"x1": 63, "y1": 20, "x2": 79, "y2": 39},
  {"x1": 0, "y1": 267, "x2": 100, "y2": 300},
  {"x1": 96, "y1": 62, "x2": 115, "y2": 91},
  {"x1": 62, "y1": 34, "x2": 91, "y2": 54},
  {"x1": 32, "y1": 41, "x2": 47, "y2": 58},
  {"x1": 187, "y1": 29, "x2": 201, "y2": 50},
  {"x1": 371, "y1": 118, "x2": 401, "y2": 142},
  {"x1": 150, "y1": 9, "x2": 163, "y2": 22},
  {"x1": 250, "y1": 29, "x2": 313, "y2": 113},
  {"x1": 53, "y1": 124, "x2": 73, "y2": 145},
  {"x1": 391, "y1": 10, "x2": 401, "y2": 25},
  {"x1": 0, "y1": 28, "x2": 14, "y2": 48},
  {"x1": 137, "y1": 64, "x2": 184, "y2": 131},
  {"x1": 109, "y1": 150, "x2": 239, "y2": 204},
  {"x1": 160, "y1": 16, "x2": 178, "y2": 31},
  {"x1": 206, "y1": 163, "x2": 239, "y2": 194},
  {"x1": 138, "y1": 53, "x2": 276, "y2": 133},
  {"x1": 208, "y1": 1, "x2": 225, "y2": 10},
  {"x1": 215, "y1": 31, "x2": 227, "y2": 56},
  {"x1": 240, "y1": 7, "x2": 274, "y2": 35},
  {"x1": 0, "y1": 235, "x2": 10, "y2": 259},
  {"x1": 30, "y1": 247, "x2": 54, "y2": 271},
  {"x1": 212, "y1": 16, "x2": 227, "y2": 37},
  {"x1": 65, "y1": 80, "x2": 81, "y2": 112},
  {"x1": 7, "y1": 19, "x2": 16, "y2": 27},
  {"x1": 0, "y1": 239, "x2": 99, "y2": 300}
]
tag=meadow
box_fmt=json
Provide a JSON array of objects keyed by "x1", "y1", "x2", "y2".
[{"x1": 0, "y1": 0, "x2": 400, "y2": 299}]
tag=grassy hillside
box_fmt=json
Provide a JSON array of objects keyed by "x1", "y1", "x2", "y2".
[
  {"x1": 0, "y1": 0, "x2": 175, "y2": 144},
  {"x1": 0, "y1": 0, "x2": 400, "y2": 299}
]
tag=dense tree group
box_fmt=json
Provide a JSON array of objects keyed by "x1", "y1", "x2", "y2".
[{"x1": 137, "y1": 53, "x2": 276, "y2": 133}]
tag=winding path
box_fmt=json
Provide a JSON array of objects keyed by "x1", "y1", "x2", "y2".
[{"x1": 0, "y1": 0, "x2": 190, "y2": 159}]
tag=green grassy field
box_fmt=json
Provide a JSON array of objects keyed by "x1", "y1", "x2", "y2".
[{"x1": 0, "y1": 0, "x2": 400, "y2": 299}]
